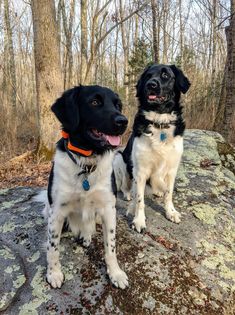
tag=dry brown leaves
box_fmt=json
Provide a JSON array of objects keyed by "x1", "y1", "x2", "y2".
[
  {"x1": 200, "y1": 158, "x2": 218, "y2": 169},
  {"x1": 0, "y1": 151, "x2": 51, "y2": 189},
  {"x1": 146, "y1": 231, "x2": 178, "y2": 251}
]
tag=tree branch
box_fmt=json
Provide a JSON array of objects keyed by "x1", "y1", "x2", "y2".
[
  {"x1": 216, "y1": 12, "x2": 235, "y2": 29},
  {"x1": 95, "y1": 0, "x2": 151, "y2": 52}
]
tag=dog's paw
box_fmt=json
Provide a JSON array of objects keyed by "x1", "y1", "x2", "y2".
[
  {"x1": 77, "y1": 235, "x2": 91, "y2": 248},
  {"x1": 108, "y1": 268, "x2": 129, "y2": 289},
  {"x1": 153, "y1": 191, "x2": 164, "y2": 198},
  {"x1": 166, "y1": 208, "x2": 181, "y2": 223},
  {"x1": 46, "y1": 268, "x2": 64, "y2": 288},
  {"x1": 132, "y1": 215, "x2": 146, "y2": 233},
  {"x1": 82, "y1": 237, "x2": 91, "y2": 248}
]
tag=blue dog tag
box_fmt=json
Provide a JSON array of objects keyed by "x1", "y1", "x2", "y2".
[
  {"x1": 82, "y1": 179, "x2": 90, "y2": 191},
  {"x1": 160, "y1": 132, "x2": 167, "y2": 142}
]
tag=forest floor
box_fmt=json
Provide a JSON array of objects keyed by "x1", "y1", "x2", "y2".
[
  {"x1": 0, "y1": 131, "x2": 234, "y2": 189},
  {"x1": 0, "y1": 152, "x2": 50, "y2": 189},
  {"x1": 0, "y1": 129, "x2": 134, "y2": 189}
]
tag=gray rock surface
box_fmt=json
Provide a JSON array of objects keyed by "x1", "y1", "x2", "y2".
[{"x1": 0, "y1": 130, "x2": 234, "y2": 315}]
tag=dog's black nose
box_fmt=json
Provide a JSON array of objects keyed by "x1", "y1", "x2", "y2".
[
  {"x1": 114, "y1": 115, "x2": 128, "y2": 127},
  {"x1": 147, "y1": 80, "x2": 159, "y2": 89}
]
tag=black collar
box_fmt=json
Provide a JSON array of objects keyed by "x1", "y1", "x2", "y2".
[
  {"x1": 140, "y1": 111, "x2": 176, "y2": 129},
  {"x1": 77, "y1": 165, "x2": 97, "y2": 177},
  {"x1": 64, "y1": 139, "x2": 78, "y2": 164},
  {"x1": 152, "y1": 121, "x2": 175, "y2": 129}
]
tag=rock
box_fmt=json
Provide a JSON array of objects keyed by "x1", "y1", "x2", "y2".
[
  {"x1": 0, "y1": 130, "x2": 234, "y2": 314},
  {"x1": 0, "y1": 243, "x2": 26, "y2": 312}
]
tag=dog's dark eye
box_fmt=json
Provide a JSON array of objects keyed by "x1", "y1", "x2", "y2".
[
  {"x1": 146, "y1": 73, "x2": 152, "y2": 80},
  {"x1": 162, "y1": 72, "x2": 169, "y2": 79},
  {"x1": 91, "y1": 99, "x2": 100, "y2": 106},
  {"x1": 116, "y1": 102, "x2": 122, "y2": 111}
]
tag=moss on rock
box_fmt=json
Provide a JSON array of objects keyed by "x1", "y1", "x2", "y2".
[{"x1": 0, "y1": 130, "x2": 234, "y2": 314}]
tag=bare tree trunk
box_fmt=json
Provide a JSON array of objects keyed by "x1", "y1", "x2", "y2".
[
  {"x1": 134, "y1": 12, "x2": 138, "y2": 50},
  {"x1": 61, "y1": 0, "x2": 75, "y2": 88},
  {"x1": 4, "y1": 0, "x2": 16, "y2": 111},
  {"x1": 222, "y1": 0, "x2": 235, "y2": 141},
  {"x1": 83, "y1": 0, "x2": 112, "y2": 84},
  {"x1": 114, "y1": 26, "x2": 119, "y2": 90},
  {"x1": 67, "y1": 0, "x2": 75, "y2": 87},
  {"x1": 119, "y1": 0, "x2": 130, "y2": 103},
  {"x1": 179, "y1": 0, "x2": 184, "y2": 69},
  {"x1": 162, "y1": 1, "x2": 169, "y2": 63},
  {"x1": 2, "y1": 22, "x2": 8, "y2": 107},
  {"x1": 211, "y1": 0, "x2": 217, "y2": 87},
  {"x1": 210, "y1": 0, "x2": 218, "y2": 121},
  {"x1": 31, "y1": 0, "x2": 63, "y2": 158},
  {"x1": 151, "y1": 0, "x2": 159, "y2": 63},
  {"x1": 80, "y1": 0, "x2": 88, "y2": 84},
  {"x1": 214, "y1": 68, "x2": 226, "y2": 132},
  {"x1": 17, "y1": 21, "x2": 23, "y2": 106},
  {"x1": 57, "y1": 0, "x2": 62, "y2": 65},
  {"x1": 83, "y1": 0, "x2": 99, "y2": 84}
]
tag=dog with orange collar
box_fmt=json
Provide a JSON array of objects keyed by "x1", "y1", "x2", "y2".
[{"x1": 36, "y1": 85, "x2": 129, "y2": 289}]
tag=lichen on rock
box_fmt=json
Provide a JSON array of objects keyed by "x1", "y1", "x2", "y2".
[{"x1": 0, "y1": 130, "x2": 234, "y2": 314}]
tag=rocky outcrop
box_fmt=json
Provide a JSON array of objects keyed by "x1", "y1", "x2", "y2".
[{"x1": 0, "y1": 130, "x2": 234, "y2": 314}]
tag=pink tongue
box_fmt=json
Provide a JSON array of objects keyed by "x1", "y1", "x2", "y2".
[
  {"x1": 148, "y1": 95, "x2": 157, "y2": 100},
  {"x1": 104, "y1": 135, "x2": 121, "y2": 146}
]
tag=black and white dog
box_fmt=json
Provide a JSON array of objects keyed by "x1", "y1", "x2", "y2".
[
  {"x1": 38, "y1": 85, "x2": 129, "y2": 289},
  {"x1": 114, "y1": 64, "x2": 190, "y2": 232}
]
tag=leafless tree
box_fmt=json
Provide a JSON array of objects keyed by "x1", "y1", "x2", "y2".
[
  {"x1": 61, "y1": 0, "x2": 75, "y2": 89},
  {"x1": 218, "y1": 0, "x2": 235, "y2": 141},
  {"x1": 31, "y1": 0, "x2": 63, "y2": 156},
  {"x1": 0, "y1": 0, "x2": 234, "y2": 161},
  {"x1": 4, "y1": 0, "x2": 16, "y2": 112},
  {"x1": 151, "y1": 0, "x2": 159, "y2": 63},
  {"x1": 80, "y1": 0, "x2": 88, "y2": 84}
]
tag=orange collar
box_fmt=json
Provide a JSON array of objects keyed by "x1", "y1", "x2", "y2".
[{"x1": 61, "y1": 131, "x2": 93, "y2": 157}]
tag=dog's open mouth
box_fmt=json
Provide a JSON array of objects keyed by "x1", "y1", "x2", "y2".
[
  {"x1": 89, "y1": 129, "x2": 121, "y2": 146},
  {"x1": 147, "y1": 92, "x2": 168, "y2": 104}
]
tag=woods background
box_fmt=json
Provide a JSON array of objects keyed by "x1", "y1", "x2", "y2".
[{"x1": 0, "y1": 0, "x2": 234, "y2": 163}]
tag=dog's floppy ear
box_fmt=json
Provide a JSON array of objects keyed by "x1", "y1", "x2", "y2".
[
  {"x1": 170, "y1": 65, "x2": 191, "y2": 94},
  {"x1": 136, "y1": 65, "x2": 152, "y2": 97},
  {"x1": 51, "y1": 86, "x2": 82, "y2": 131}
]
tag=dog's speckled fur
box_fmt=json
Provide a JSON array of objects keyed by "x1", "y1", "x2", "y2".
[
  {"x1": 114, "y1": 64, "x2": 190, "y2": 232},
  {"x1": 37, "y1": 85, "x2": 128, "y2": 289}
]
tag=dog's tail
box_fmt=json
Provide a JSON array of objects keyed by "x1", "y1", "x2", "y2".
[
  {"x1": 33, "y1": 189, "x2": 47, "y2": 203},
  {"x1": 33, "y1": 189, "x2": 49, "y2": 218}
]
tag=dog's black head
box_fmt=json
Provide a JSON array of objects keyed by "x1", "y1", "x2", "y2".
[
  {"x1": 136, "y1": 64, "x2": 191, "y2": 113},
  {"x1": 51, "y1": 85, "x2": 128, "y2": 152}
]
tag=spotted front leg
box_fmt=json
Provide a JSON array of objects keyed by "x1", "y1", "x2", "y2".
[
  {"x1": 164, "y1": 169, "x2": 181, "y2": 223},
  {"x1": 46, "y1": 207, "x2": 65, "y2": 288},
  {"x1": 102, "y1": 205, "x2": 128, "y2": 289},
  {"x1": 131, "y1": 175, "x2": 147, "y2": 233}
]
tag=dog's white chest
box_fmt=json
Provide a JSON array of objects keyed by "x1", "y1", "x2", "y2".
[
  {"x1": 53, "y1": 150, "x2": 115, "y2": 215},
  {"x1": 132, "y1": 130, "x2": 183, "y2": 173},
  {"x1": 134, "y1": 133, "x2": 181, "y2": 158},
  {"x1": 140, "y1": 110, "x2": 182, "y2": 154},
  {"x1": 149, "y1": 126, "x2": 175, "y2": 148}
]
